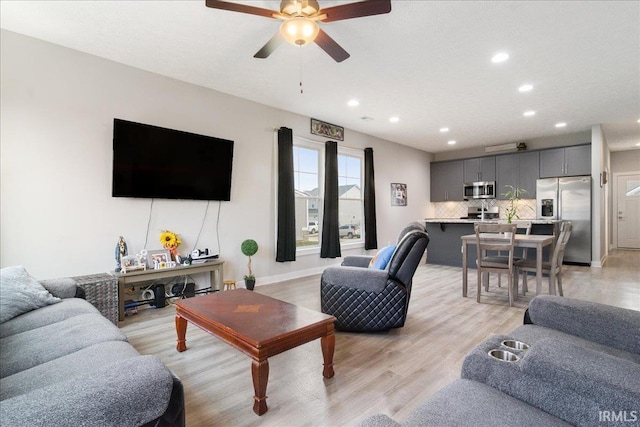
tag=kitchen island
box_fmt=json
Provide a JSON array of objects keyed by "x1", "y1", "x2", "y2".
[{"x1": 424, "y1": 219, "x2": 560, "y2": 267}]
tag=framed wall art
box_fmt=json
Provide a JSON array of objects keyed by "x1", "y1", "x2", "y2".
[
  {"x1": 311, "y1": 118, "x2": 344, "y2": 141},
  {"x1": 391, "y1": 183, "x2": 407, "y2": 206}
]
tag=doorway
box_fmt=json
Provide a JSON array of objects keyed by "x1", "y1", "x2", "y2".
[{"x1": 616, "y1": 173, "x2": 640, "y2": 249}]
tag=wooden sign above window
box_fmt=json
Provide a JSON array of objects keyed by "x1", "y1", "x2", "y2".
[{"x1": 311, "y1": 118, "x2": 344, "y2": 141}]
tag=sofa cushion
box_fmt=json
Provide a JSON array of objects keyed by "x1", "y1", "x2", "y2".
[
  {"x1": 0, "y1": 313, "x2": 127, "y2": 378},
  {"x1": 39, "y1": 277, "x2": 78, "y2": 299},
  {"x1": 0, "y1": 298, "x2": 101, "y2": 339},
  {"x1": 402, "y1": 379, "x2": 571, "y2": 427},
  {"x1": 527, "y1": 295, "x2": 640, "y2": 355},
  {"x1": 0, "y1": 355, "x2": 174, "y2": 427},
  {"x1": 0, "y1": 266, "x2": 61, "y2": 323},
  {"x1": 510, "y1": 324, "x2": 640, "y2": 365},
  {"x1": 0, "y1": 341, "x2": 140, "y2": 400},
  {"x1": 461, "y1": 334, "x2": 640, "y2": 426}
]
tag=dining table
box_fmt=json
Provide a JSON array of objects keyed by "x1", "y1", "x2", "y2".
[{"x1": 461, "y1": 233, "x2": 556, "y2": 298}]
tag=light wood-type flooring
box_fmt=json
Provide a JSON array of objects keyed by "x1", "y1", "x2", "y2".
[{"x1": 120, "y1": 249, "x2": 640, "y2": 427}]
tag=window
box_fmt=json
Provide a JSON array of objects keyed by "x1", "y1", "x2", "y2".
[
  {"x1": 290, "y1": 139, "x2": 364, "y2": 250},
  {"x1": 337, "y1": 152, "x2": 363, "y2": 243},
  {"x1": 293, "y1": 144, "x2": 321, "y2": 248}
]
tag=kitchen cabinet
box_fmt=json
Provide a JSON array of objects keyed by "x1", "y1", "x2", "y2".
[
  {"x1": 539, "y1": 144, "x2": 591, "y2": 178},
  {"x1": 430, "y1": 160, "x2": 464, "y2": 202},
  {"x1": 496, "y1": 151, "x2": 539, "y2": 199},
  {"x1": 464, "y1": 156, "x2": 495, "y2": 182}
]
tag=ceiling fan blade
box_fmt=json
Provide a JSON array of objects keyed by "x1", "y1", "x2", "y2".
[
  {"x1": 314, "y1": 29, "x2": 350, "y2": 62},
  {"x1": 319, "y1": 0, "x2": 391, "y2": 22},
  {"x1": 205, "y1": 0, "x2": 276, "y2": 18},
  {"x1": 254, "y1": 32, "x2": 284, "y2": 59}
]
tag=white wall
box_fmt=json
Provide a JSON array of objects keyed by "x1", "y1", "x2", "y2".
[
  {"x1": 610, "y1": 150, "x2": 640, "y2": 173},
  {"x1": 0, "y1": 30, "x2": 431, "y2": 282}
]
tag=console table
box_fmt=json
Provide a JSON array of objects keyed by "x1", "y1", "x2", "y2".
[{"x1": 112, "y1": 260, "x2": 224, "y2": 322}]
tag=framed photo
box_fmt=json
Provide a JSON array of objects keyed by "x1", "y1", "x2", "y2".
[
  {"x1": 311, "y1": 118, "x2": 344, "y2": 141},
  {"x1": 147, "y1": 249, "x2": 171, "y2": 268},
  {"x1": 120, "y1": 255, "x2": 147, "y2": 273},
  {"x1": 391, "y1": 183, "x2": 407, "y2": 206},
  {"x1": 121, "y1": 255, "x2": 138, "y2": 269}
]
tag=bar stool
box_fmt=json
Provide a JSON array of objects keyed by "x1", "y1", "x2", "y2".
[{"x1": 223, "y1": 280, "x2": 237, "y2": 291}]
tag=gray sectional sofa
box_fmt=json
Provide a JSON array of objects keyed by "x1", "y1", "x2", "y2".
[
  {"x1": 0, "y1": 266, "x2": 184, "y2": 426},
  {"x1": 358, "y1": 296, "x2": 640, "y2": 427}
]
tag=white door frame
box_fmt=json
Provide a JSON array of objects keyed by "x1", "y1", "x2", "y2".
[{"x1": 612, "y1": 171, "x2": 640, "y2": 249}]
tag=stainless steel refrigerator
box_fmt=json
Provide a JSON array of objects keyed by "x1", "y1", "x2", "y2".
[{"x1": 536, "y1": 176, "x2": 591, "y2": 265}]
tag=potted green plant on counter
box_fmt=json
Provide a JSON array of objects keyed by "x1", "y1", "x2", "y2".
[
  {"x1": 241, "y1": 239, "x2": 258, "y2": 290},
  {"x1": 503, "y1": 185, "x2": 527, "y2": 224}
]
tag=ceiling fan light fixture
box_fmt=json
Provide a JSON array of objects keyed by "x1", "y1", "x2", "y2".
[{"x1": 280, "y1": 17, "x2": 320, "y2": 46}]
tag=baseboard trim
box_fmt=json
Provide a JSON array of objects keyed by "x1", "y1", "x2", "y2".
[{"x1": 240, "y1": 263, "x2": 341, "y2": 288}]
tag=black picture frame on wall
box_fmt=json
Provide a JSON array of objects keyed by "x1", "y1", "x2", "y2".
[
  {"x1": 391, "y1": 183, "x2": 407, "y2": 206},
  {"x1": 311, "y1": 118, "x2": 344, "y2": 141}
]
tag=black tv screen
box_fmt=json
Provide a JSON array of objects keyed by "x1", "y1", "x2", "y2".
[{"x1": 112, "y1": 119, "x2": 233, "y2": 201}]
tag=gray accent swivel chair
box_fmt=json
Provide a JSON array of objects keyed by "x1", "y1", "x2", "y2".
[{"x1": 320, "y1": 222, "x2": 429, "y2": 332}]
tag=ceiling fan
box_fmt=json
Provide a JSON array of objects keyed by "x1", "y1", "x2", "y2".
[{"x1": 205, "y1": 0, "x2": 392, "y2": 62}]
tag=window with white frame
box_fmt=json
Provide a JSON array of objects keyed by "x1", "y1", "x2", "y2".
[
  {"x1": 293, "y1": 143, "x2": 321, "y2": 248},
  {"x1": 291, "y1": 139, "x2": 364, "y2": 250},
  {"x1": 337, "y1": 151, "x2": 363, "y2": 243}
]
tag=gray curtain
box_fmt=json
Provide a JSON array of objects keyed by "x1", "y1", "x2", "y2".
[
  {"x1": 276, "y1": 127, "x2": 296, "y2": 262},
  {"x1": 321, "y1": 140, "x2": 341, "y2": 258},
  {"x1": 364, "y1": 147, "x2": 378, "y2": 250}
]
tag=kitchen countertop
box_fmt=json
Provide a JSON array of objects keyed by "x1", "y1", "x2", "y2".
[{"x1": 424, "y1": 218, "x2": 561, "y2": 225}]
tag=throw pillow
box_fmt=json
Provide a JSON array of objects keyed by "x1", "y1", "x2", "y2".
[
  {"x1": 368, "y1": 245, "x2": 396, "y2": 270},
  {"x1": 0, "y1": 266, "x2": 61, "y2": 323}
]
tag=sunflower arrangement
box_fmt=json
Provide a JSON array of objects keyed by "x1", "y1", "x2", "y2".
[{"x1": 160, "y1": 230, "x2": 181, "y2": 259}]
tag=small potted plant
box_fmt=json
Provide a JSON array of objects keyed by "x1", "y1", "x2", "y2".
[
  {"x1": 502, "y1": 185, "x2": 527, "y2": 225},
  {"x1": 241, "y1": 239, "x2": 258, "y2": 290}
]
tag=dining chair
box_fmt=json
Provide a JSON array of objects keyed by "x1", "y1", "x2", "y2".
[
  {"x1": 474, "y1": 223, "x2": 518, "y2": 306},
  {"x1": 497, "y1": 221, "x2": 532, "y2": 290},
  {"x1": 515, "y1": 221, "x2": 573, "y2": 296}
]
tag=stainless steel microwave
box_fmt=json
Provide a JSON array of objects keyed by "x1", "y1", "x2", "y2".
[{"x1": 463, "y1": 181, "x2": 496, "y2": 200}]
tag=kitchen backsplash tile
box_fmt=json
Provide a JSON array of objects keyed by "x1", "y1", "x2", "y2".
[{"x1": 433, "y1": 199, "x2": 536, "y2": 220}]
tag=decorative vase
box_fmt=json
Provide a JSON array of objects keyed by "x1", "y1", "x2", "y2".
[{"x1": 245, "y1": 279, "x2": 256, "y2": 291}]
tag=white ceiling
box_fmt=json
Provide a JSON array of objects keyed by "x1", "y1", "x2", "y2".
[{"x1": 2, "y1": 1, "x2": 639, "y2": 152}]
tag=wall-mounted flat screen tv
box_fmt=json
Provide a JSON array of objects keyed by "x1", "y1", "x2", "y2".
[{"x1": 112, "y1": 119, "x2": 234, "y2": 201}]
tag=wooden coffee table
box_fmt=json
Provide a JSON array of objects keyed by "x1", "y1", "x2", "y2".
[{"x1": 175, "y1": 289, "x2": 336, "y2": 415}]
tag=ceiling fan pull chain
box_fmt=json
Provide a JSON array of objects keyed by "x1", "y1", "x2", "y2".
[{"x1": 299, "y1": 48, "x2": 304, "y2": 94}]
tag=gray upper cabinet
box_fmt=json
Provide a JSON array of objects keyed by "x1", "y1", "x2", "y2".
[
  {"x1": 463, "y1": 156, "x2": 495, "y2": 182},
  {"x1": 431, "y1": 160, "x2": 464, "y2": 202},
  {"x1": 496, "y1": 151, "x2": 539, "y2": 199},
  {"x1": 565, "y1": 145, "x2": 591, "y2": 176},
  {"x1": 540, "y1": 144, "x2": 591, "y2": 178}
]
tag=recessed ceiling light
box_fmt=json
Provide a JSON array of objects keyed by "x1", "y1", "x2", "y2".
[
  {"x1": 448, "y1": 140, "x2": 457, "y2": 145},
  {"x1": 389, "y1": 117, "x2": 399, "y2": 123},
  {"x1": 636, "y1": 142, "x2": 640, "y2": 146},
  {"x1": 519, "y1": 84, "x2": 533, "y2": 92},
  {"x1": 637, "y1": 118, "x2": 640, "y2": 123},
  {"x1": 347, "y1": 99, "x2": 359, "y2": 107},
  {"x1": 440, "y1": 127, "x2": 449, "y2": 133},
  {"x1": 491, "y1": 52, "x2": 509, "y2": 63},
  {"x1": 523, "y1": 111, "x2": 536, "y2": 117},
  {"x1": 555, "y1": 122, "x2": 567, "y2": 128}
]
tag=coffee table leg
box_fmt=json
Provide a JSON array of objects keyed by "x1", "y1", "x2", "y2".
[
  {"x1": 251, "y1": 359, "x2": 269, "y2": 415},
  {"x1": 176, "y1": 315, "x2": 188, "y2": 352},
  {"x1": 321, "y1": 332, "x2": 335, "y2": 378}
]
